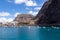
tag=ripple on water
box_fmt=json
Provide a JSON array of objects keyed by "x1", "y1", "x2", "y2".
[{"x1": 0, "y1": 26, "x2": 60, "y2": 40}]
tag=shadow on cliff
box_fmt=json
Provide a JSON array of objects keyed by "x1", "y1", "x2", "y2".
[{"x1": 35, "y1": 0, "x2": 60, "y2": 26}]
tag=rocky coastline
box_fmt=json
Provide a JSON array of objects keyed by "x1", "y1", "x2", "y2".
[
  {"x1": 0, "y1": 0, "x2": 60, "y2": 27},
  {"x1": 0, "y1": 14, "x2": 37, "y2": 27},
  {"x1": 35, "y1": 0, "x2": 60, "y2": 26}
]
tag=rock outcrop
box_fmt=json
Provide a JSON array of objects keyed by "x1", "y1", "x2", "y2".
[
  {"x1": 36, "y1": 0, "x2": 60, "y2": 25},
  {"x1": 14, "y1": 14, "x2": 35, "y2": 25}
]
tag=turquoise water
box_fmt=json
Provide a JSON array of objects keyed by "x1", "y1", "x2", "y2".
[{"x1": 0, "y1": 26, "x2": 60, "y2": 40}]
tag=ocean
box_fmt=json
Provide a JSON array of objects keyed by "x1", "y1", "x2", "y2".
[{"x1": 0, "y1": 26, "x2": 60, "y2": 40}]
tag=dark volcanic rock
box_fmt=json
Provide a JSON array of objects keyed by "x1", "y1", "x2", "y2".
[{"x1": 36, "y1": 0, "x2": 60, "y2": 25}]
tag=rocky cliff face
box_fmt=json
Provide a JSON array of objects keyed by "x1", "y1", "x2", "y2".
[
  {"x1": 14, "y1": 14, "x2": 35, "y2": 25},
  {"x1": 36, "y1": 0, "x2": 60, "y2": 25}
]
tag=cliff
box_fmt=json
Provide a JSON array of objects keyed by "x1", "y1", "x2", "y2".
[
  {"x1": 14, "y1": 14, "x2": 35, "y2": 25},
  {"x1": 36, "y1": 0, "x2": 60, "y2": 25}
]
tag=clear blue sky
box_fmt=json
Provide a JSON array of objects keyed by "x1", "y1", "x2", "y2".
[{"x1": 0, "y1": 0, "x2": 46, "y2": 22}]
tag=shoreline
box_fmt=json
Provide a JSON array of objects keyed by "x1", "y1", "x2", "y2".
[{"x1": 0, "y1": 24, "x2": 60, "y2": 27}]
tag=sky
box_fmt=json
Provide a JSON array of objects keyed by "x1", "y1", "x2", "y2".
[{"x1": 0, "y1": 0, "x2": 46, "y2": 22}]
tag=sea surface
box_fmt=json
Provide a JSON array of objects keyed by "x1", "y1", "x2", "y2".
[{"x1": 0, "y1": 26, "x2": 60, "y2": 40}]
